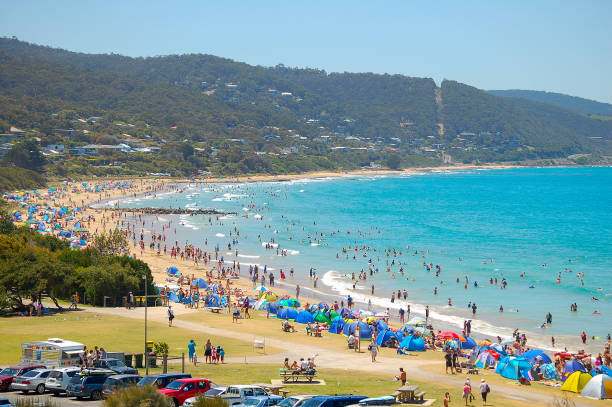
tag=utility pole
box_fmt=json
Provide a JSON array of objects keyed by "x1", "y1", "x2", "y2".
[{"x1": 144, "y1": 274, "x2": 149, "y2": 375}]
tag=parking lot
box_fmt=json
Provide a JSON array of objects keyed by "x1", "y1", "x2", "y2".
[{"x1": 2, "y1": 390, "x2": 102, "y2": 407}]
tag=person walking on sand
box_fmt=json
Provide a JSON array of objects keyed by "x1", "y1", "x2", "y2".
[
  {"x1": 479, "y1": 379, "x2": 490, "y2": 406},
  {"x1": 444, "y1": 392, "x2": 451, "y2": 407},
  {"x1": 168, "y1": 305, "x2": 174, "y2": 327},
  {"x1": 296, "y1": 284, "x2": 300, "y2": 298}
]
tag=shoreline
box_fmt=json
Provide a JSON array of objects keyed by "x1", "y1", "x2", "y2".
[{"x1": 89, "y1": 173, "x2": 607, "y2": 355}]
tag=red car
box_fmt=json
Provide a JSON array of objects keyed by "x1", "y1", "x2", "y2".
[
  {"x1": 158, "y1": 378, "x2": 211, "y2": 407},
  {"x1": 0, "y1": 366, "x2": 45, "y2": 391}
]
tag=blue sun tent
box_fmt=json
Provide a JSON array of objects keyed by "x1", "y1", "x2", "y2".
[
  {"x1": 329, "y1": 318, "x2": 345, "y2": 334},
  {"x1": 521, "y1": 349, "x2": 552, "y2": 365},
  {"x1": 399, "y1": 334, "x2": 425, "y2": 351},
  {"x1": 541, "y1": 363, "x2": 560, "y2": 380},
  {"x1": 295, "y1": 310, "x2": 315, "y2": 324},
  {"x1": 277, "y1": 308, "x2": 298, "y2": 320},
  {"x1": 461, "y1": 336, "x2": 477, "y2": 349},
  {"x1": 500, "y1": 357, "x2": 532, "y2": 380},
  {"x1": 564, "y1": 360, "x2": 587, "y2": 376},
  {"x1": 375, "y1": 320, "x2": 388, "y2": 331},
  {"x1": 168, "y1": 292, "x2": 179, "y2": 303},
  {"x1": 267, "y1": 302, "x2": 280, "y2": 314},
  {"x1": 167, "y1": 266, "x2": 179, "y2": 275},
  {"x1": 342, "y1": 321, "x2": 372, "y2": 339},
  {"x1": 475, "y1": 352, "x2": 497, "y2": 369},
  {"x1": 193, "y1": 278, "x2": 208, "y2": 289},
  {"x1": 339, "y1": 308, "x2": 352, "y2": 317},
  {"x1": 375, "y1": 329, "x2": 399, "y2": 347},
  {"x1": 208, "y1": 294, "x2": 220, "y2": 307}
]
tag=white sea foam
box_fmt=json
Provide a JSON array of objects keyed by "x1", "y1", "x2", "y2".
[
  {"x1": 238, "y1": 254, "x2": 261, "y2": 259},
  {"x1": 215, "y1": 233, "x2": 225, "y2": 237}
]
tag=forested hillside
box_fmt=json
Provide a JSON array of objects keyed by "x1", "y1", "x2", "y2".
[
  {"x1": 0, "y1": 37, "x2": 610, "y2": 178},
  {"x1": 488, "y1": 89, "x2": 612, "y2": 116}
]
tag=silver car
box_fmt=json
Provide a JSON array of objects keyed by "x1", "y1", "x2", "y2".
[
  {"x1": 45, "y1": 368, "x2": 81, "y2": 395},
  {"x1": 10, "y1": 369, "x2": 52, "y2": 394}
]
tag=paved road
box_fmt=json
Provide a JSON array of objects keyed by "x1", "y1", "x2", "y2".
[{"x1": 2, "y1": 390, "x2": 101, "y2": 407}]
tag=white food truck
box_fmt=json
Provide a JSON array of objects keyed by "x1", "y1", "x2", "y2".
[{"x1": 20, "y1": 338, "x2": 84, "y2": 368}]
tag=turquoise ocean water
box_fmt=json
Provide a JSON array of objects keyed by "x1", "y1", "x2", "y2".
[{"x1": 112, "y1": 167, "x2": 611, "y2": 350}]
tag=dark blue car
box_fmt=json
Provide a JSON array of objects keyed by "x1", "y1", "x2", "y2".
[
  {"x1": 301, "y1": 395, "x2": 367, "y2": 407},
  {"x1": 94, "y1": 359, "x2": 138, "y2": 375},
  {"x1": 137, "y1": 373, "x2": 192, "y2": 389},
  {"x1": 65, "y1": 369, "x2": 116, "y2": 400}
]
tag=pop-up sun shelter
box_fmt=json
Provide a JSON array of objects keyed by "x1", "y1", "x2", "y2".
[
  {"x1": 342, "y1": 321, "x2": 372, "y2": 340},
  {"x1": 375, "y1": 329, "x2": 399, "y2": 347},
  {"x1": 521, "y1": 349, "x2": 552, "y2": 365},
  {"x1": 399, "y1": 334, "x2": 425, "y2": 351},
  {"x1": 295, "y1": 310, "x2": 315, "y2": 324},
  {"x1": 561, "y1": 371, "x2": 592, "y2": 393},
  {"x1": 313, "y1": 311, "x2": 332, "y2": 324},
  {"x1": 277, "y1": 308, "x2": 298, "y2": 320},
  {"x1": 193, "y1": 278, "x2": 208, "y2": 289},
  {"x1": 499, "y1": 357, "x2": 532, "y2": 380},
  {"x1": 475, "y1": 352, "x2": 497, "y2": 369},
  {"x1": 564, "y1": 360, "x2": 587, "y2": 376},
  {"x1": 581, "y1": 374, "x2": 612, "y2": 399},
  {"x1": 329, "y1": 317, "x2": 345, "y2": 334}
]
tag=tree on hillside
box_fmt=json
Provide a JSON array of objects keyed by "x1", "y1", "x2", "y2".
[
  {"x1": 93, "y1": 228, "x2": 128, "y2": 256},
  {"x1": 385, "y1": 153, "x2": 402, "y2": 170},
  {"x1": 3, "y1": 139, "x2": 46, "y2": 172}
]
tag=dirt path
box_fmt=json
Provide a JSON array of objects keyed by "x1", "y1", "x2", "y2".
[{"x1": 87, "y1": 307, "x2": 591, "y2": 407}]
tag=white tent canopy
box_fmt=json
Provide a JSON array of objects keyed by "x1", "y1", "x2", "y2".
[{"x1": 581, "y1": 374, "x2": 612, "y2": 399}]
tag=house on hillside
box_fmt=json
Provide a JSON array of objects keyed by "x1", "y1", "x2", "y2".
[{"x1": 10, "y1": 126, "x2": 26, "y2": 137}]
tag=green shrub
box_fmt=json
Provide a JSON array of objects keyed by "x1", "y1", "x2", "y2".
[
  {"x1": 103, "y1": 385, "x2": 169, "y2": 407},
  {"x1": 190, "y1": 396, "x2": 229, "y2": 407}
]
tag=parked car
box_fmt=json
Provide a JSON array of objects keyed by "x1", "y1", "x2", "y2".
[
  {"x1": 138, "y1": 373, "x2": 192, "y2": 389},
  {"x1": 157, "y1": 378, "x2": 213, "y2": 407},
  {"x1": 217, "y1": 385, "x2": 269, "y2": 406},
  {"x1": 10, "y1": 369, "x2": 52, "y2": 394},
  {"x1": 94, "y1": 358, "x2": 138, "y2": 375},
  {"x1": 301, "y1": 396, "x2": 367, "y2": 407},
  {"x1": 352, "y1": 396, "x2": 397, "y2": 406},
  {"x1": 45, "y1": 367, "x2": 81, "y2": 395},
  {"x1": 0, "y1": 398, "x2": 12, "y2": 407},
  {"x1": 183, "y1": 387, "x2": 227, "y2": 407},
  {"x1": 102, "y1": 374, "x2": 141, "y2": 398},
  {"x1": 237, "y1": 395, "x2": 284, "y2": 407},
  {"x1": 0, "y1": 366, "x2": 45, "y2": 391},
  {"x1": 277, "y1": 395, "x2": 316, "y2": 407},
  {"x1": 65, "y1": 369, "x2": 116, "y2": 400}
]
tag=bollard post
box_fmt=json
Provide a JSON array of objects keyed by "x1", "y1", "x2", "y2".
[{"x1": 181, "y1": 353, "x2": 185, "y2": 373}]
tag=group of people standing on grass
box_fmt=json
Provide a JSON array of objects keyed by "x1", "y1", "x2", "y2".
[{"x1": 187, "y1": 339, "x2": 225, "y2": 366}]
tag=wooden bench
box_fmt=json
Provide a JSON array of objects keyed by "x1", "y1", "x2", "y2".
[
  {"x1": 414, "y1": 391, "x2": 426, "y2": 401},
  {"x1": 279, "y1": 369, "x2": 316, "y2": 383},
  {"x1": 314, "y1": 331, "x2": 322, "y2": 337},
  {"x1": 467, "y1": 365, "x2": 479, "y2": 375},
  {"x1": 209, "y1": 307, "x2": 223, "y2": 313}
]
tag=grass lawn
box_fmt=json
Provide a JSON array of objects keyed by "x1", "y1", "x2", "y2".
[{"x1": 0, "y1": 312, "x2": 278, "y2": 366}]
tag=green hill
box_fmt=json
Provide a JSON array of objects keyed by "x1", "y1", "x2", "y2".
[
  {"x1": 0, "y1": 37, "x2": 610, "y2": 174},
  {"x1": 488, "y1": 89, "x2": 612, "y2": 116}
]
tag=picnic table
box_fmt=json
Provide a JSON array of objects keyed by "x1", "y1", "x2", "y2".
[
  {"x1": 393, "y1": 385, "x2": 424, "y2": 403},
  {"x1": 279, "y1": 369, "x2": 317, "y2": 383}
]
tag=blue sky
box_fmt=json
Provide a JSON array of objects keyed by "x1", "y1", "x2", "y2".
[{"x1": 2, "y1": 1, "x2": 611, "y2": 103}]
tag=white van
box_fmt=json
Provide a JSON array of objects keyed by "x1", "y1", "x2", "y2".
[{"x1": 45, "y1": 367, "x2": 81, "y2": 395}]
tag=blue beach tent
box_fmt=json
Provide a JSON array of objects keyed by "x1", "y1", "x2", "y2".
[
  {"x1": 375, "y1": 320, "x2": 388, "y2": 331},
  {"x1": 564, "y1": 360, "x2": 587, "y2": 376},
  {"x1": 266, "y1": 302, "x2": 280, "y2": 314},
  {"x1": 475, "y1": 352, "x2": 497, "y2": 369},
  {"x1": 329, "y1": 318, "x2": 345, "y2": 334},
  {"x1": 295, "y1": 310, "x2": 315, "y2": 324},
  {"x1": 375, "y1": 329, "x2": 399, "y2": 347},
  {"x1": 461, "y1": 336, "x2": 477, "y2": 349},
  {"x1": 342, "y1": 321, "x2": 373, "y2": 340},
  {"x1": 399, "y1": 334, "x2": 425, "y2": 351},
  {"x1": 277, "y1": 308, "x2": 298, "y2": 320},
  {"x1": 193, "y1": 278, "x2": 208, "y2": 289},
  {"x1": 500, "y1": 357, "x2": 532, "y2": 380},
  {"x1": 167, "y1": 266, "x2": 179, "y2": 275},
  {"x1": 541, "y1": 363, "x2": 560, "y2": 380},
  {"x1": 496, "y1": 356, "x2": 511, "y2": 374},
  {"x1": 168, "y1": 292, "x2": 180, "y2": 303},
  {"x1": 339, "y1": 308, "x2": 352, "y2": 317},
  {"x1": 208, "y1": 294, "x2": 220, "y2": 307},
  {"x1": 521, "y1": 349, "x2": 552, "y2": 365}
]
